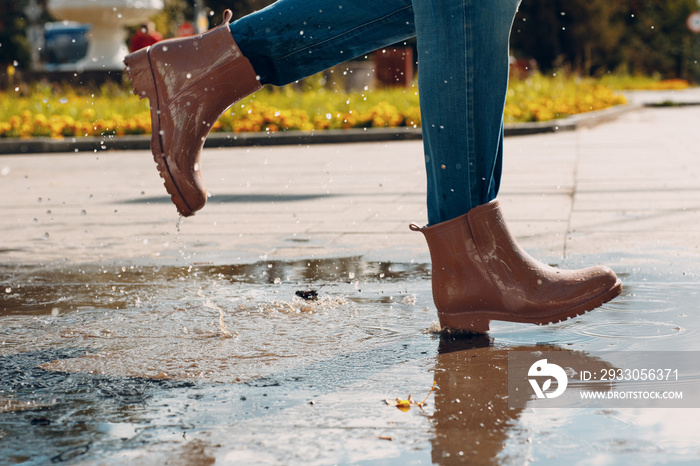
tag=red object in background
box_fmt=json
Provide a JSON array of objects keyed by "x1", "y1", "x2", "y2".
[
  {"x1": 129, "y1": 24, "x2": 163, "y2": 52},
  {"x1": 375, "y1": 47, "x2": 414, "y2": 87},
  {"x1": 177, "y1": 22, "x2": 196, "y2": 37}
]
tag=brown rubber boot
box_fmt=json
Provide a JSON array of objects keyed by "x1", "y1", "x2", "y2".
[
  {"x1": 123, "y1": 10, "x2": 262, "y2": 216},
  {"x1": 411, "y1": 200, "x2": 622, "y2": 333}
]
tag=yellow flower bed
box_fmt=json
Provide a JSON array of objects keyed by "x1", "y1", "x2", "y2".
[
  {"x1": 224, "y1": 86, "x2": 422, "y2": 132},
  {"x1": 0, "y1": 73, "x2": 647, "y2": 139},
  {"x1": 598, "y1": 75, "x2": 691, "y2": 91},
  {"x1": 0, "y1": 84, "x2": 152, "y2": 139},
  {"x1": 504, "y1": 73, "x2": 628, "y2": 123},
  {"x1": 0, "y1": 83, "x2": 422, "y2": 139}
]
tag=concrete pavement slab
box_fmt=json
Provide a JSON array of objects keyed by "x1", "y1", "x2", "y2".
[{"x1": 1, "y1": 105, "x2": 699, "y2": 274}]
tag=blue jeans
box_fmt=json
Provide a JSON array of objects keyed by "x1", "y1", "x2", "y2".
[{"x1": 231, "y1": 0, "x2": 521, "y2": 225}]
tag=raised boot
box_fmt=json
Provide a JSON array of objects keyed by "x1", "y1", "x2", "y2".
[
  {"x1": 124, "y1": 10, "x2": 262, "y2": 216},
  {"x1": 411, "y1": 200, "x2": 622, "y2": 333}
]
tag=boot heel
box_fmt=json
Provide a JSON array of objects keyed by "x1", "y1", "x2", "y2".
[
  {"x1": 123, "y1": 48, "x2": 156, "y2": 101},
  {"x1": 441, "y1": 313, "x2": 491, "y2": 334},
  {"x1": 123, "y1": 47, "x2": 189, "y2": 214}
]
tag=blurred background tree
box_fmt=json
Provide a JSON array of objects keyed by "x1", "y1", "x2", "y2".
[
  {"x1": 0, "y1": 1, "x2": 34, "y2": 68},
  {"x1": 510, "y1": 0, "x2": 623, "y2": 75},
  {"x1": 617, "y1": 0, "x2": 698, "y2": 78},
  {"x1": 510, "y1": 0, "x2": 699, "y2": 79}
]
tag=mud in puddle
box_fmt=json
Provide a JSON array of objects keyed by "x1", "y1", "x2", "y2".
[{"x1": 1, "y1": 258, "x2": 699, "y2": 464}]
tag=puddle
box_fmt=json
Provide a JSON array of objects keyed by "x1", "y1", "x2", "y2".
[
  {"x1": 1, "y1": 258, "x2": 699, "y2": 463},
  {"x1": 576, "y1": 320, "x2": 682, "y2": 339},
  {"x1": 1, "y1": 259, "x2": 432, "y2": 383}
]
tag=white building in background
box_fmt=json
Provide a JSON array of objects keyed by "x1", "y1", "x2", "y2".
[{"x1": 46, "y1": 0, "x2": 163, "y2": 71}]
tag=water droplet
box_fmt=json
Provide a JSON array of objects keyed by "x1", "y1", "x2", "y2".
[
  {"x1": 81, "y1": 210, "x2": 87, "y2": 216},
  {"x1": 4, "y1": 287, "x2": 11, "y2": 294},
  {"x1": 186, "y1": 73, "x2": 192, "y2": 79},
  {"x1": 274, "y1": 277, "x2": 281, "y2": 285},
  {"x1": 59, "y1": 97, "x2": 68, "y2": 104},
  {"x1": 162, "y1": 46, "x2": 168, "y2": 52},
  {"x1": 41, "y1": 232, "x2": 50, "y2": 240}
]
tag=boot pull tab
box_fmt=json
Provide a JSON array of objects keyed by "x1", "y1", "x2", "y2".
[
  {"x1": 409, "y1": 223, "x2": 424, "y2": 232},
  {"x1": 222, "y1": 9, "x2": 233, "y2": 24}
]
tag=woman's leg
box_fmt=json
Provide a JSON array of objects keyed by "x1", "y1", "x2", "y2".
[
  {"x1": 231, "y1": 0, "x2": 416, "y2": 86},
  {"x1": 412, "y1": 0, "x2": 521, "y2": 225},
  {"x1": 406, "y1": 0, "x2": 621, "y2": 332}
]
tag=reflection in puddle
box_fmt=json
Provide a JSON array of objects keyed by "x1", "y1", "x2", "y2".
[{"x1": 1, "y1": 258, "x2": 699, "y2": 463}]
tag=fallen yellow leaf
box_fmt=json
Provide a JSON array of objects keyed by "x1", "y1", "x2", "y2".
[{"x1": 385, "y1": 381, "x2": 437, "y2": 411}]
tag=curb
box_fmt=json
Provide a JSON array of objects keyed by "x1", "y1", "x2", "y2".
[
  {"x1": 0, "y1": 103, "x2": 640, "y2": 155},
  {"x1": 503, "y1": 103, "x2": 640, "y2": 136}
]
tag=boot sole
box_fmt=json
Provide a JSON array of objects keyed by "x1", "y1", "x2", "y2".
[
  {"x1": 123, "y1": 48, "x2": 195, "y2": 217},
  {"x1": 439, "y1": 279, "x2": 623, "y2": 334}
]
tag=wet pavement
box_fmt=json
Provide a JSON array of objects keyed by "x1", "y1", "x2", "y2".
[{"x1": 2, "y1": 95, "x2": 700, "y2": 464}]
